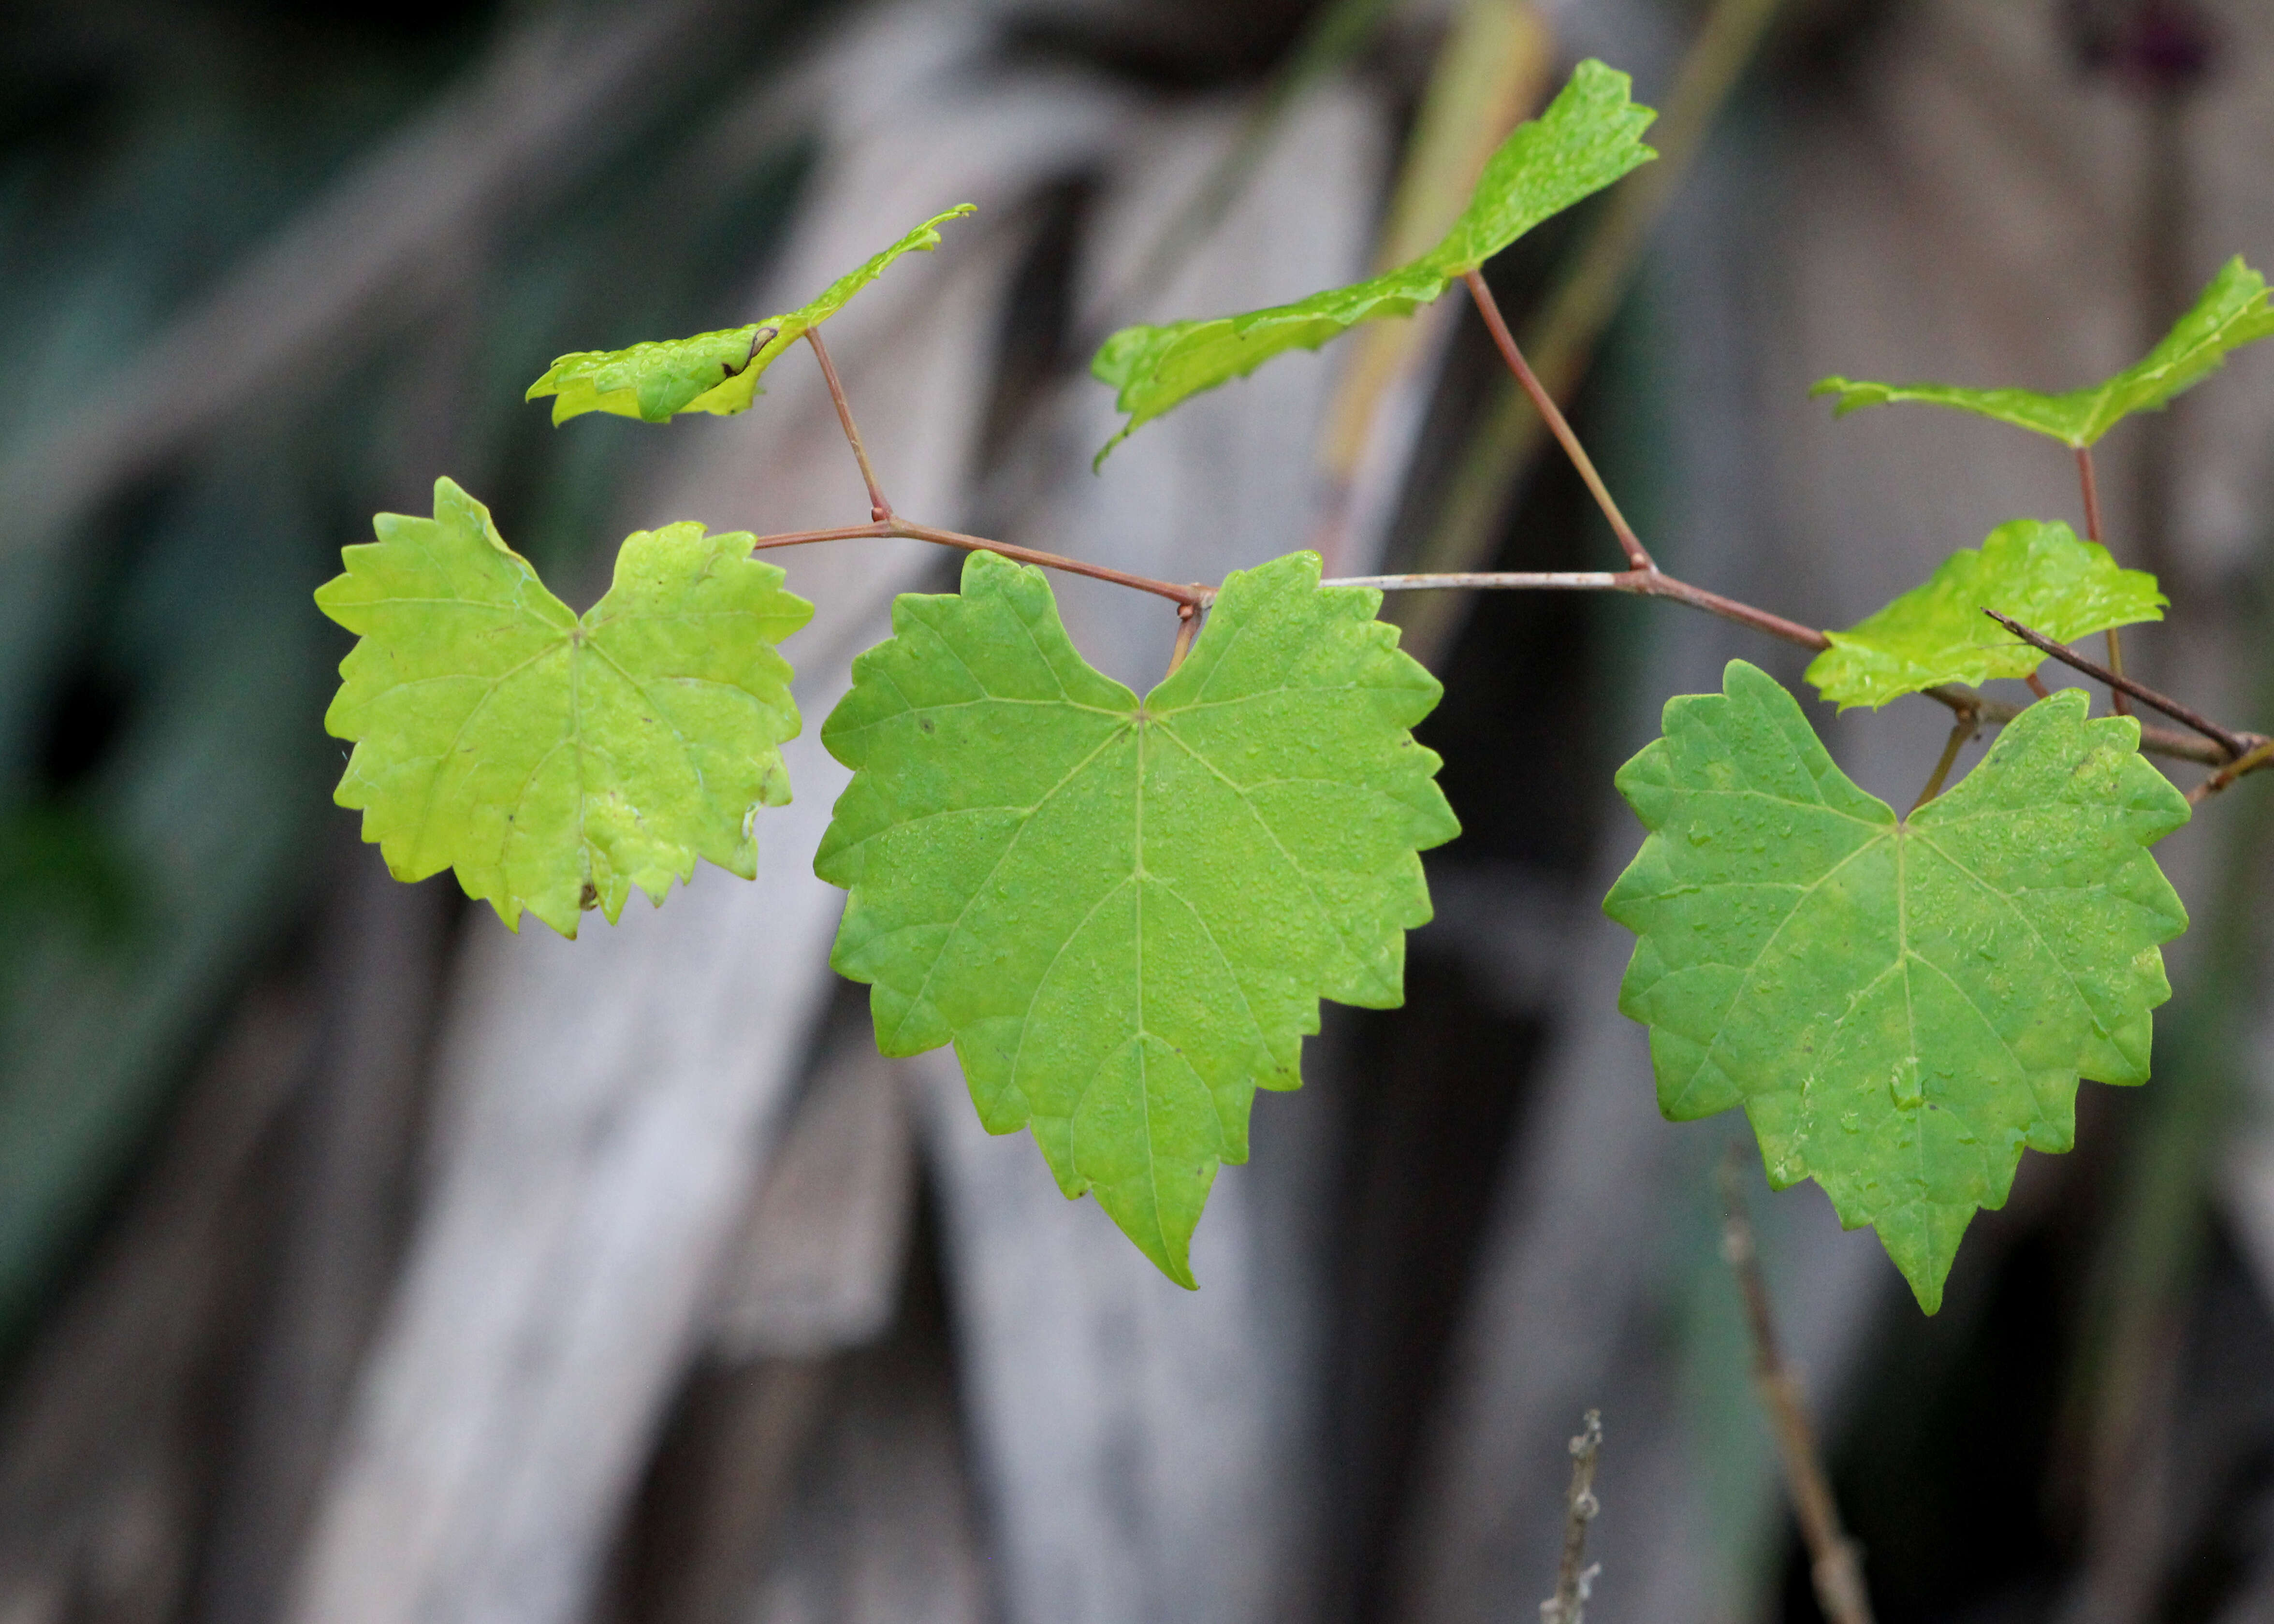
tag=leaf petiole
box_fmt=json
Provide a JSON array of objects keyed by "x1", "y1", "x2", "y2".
[
  {"x1": 1461, "y1": 269, "x2": 1654, "y2": 572},
  {"x1": 805, "y1": 328, "x2": 893, "y2": 522},
  {"x1": 745, "y1": 518, "x2": 1211, "y2": 610},
  {"x1": 1909, "y1": 713, "x2": 1980, "y2": 815},
  {"x1": 2074, "y1": 445, "x2": 2131, "y2": 715}
]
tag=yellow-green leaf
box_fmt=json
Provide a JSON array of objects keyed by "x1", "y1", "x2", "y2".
[
  {"x1": 1088, "y1": 59, "x2": 1655, "y2": 463},
  {"x1": 317, "y1": 478, "x2": 812, "y2": 935},
  {"x1": 1812, "y1": 257, "x2": 2274, "y2": 447},
  {"x1": 1807, "y1": 519, "x2": 2166, "y2": 710},
  {"x1": 526, "y1": 205, "x2": 976, "y2": 424}
]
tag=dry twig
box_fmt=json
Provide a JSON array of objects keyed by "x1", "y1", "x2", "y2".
[
  {"x1": 1718, "y1": 1149, "x2": 1876, "y2": 1624},
  {"x1": 1539, "y1": 1410, "x2": 1603, "y2": 1624}
]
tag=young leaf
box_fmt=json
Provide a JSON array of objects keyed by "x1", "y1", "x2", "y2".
[
  {"x1": 1089, "y1": 59, "x2": 1655, "y2": 463},
  {"x1": 816, "y1": 549, "x2": 1458, "y2": 1285},
  {"x1": 526, "y1": 205, "x2": 976, "y2": 424},
  {"x1": 317, "y1": 478, "x2": 812, "y2": 936},
  {"x1": 1605, "y1": 662, "x2": 2188, "y2": 1311},
  {"x1": 1812, "y1": 256, "x2": 2274, "y2": 447},
  {"x1": 1807, "y1": 519, "x2": 2165, "y2": 710}
]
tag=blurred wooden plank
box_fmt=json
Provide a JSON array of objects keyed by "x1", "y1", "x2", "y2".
[
  {"x1": 906, "y1": 85, "x2": 1387, "y2": 1624},
  {"x1": 282, "y1": 44, "x2": 1138, "y2": 1620},
  {"x1": 192, "y1": 855, "x2": 453, "y2": 1624},
  {"x1": 709, "y1": 1032, "x2": 915, "y2": 1365},
  {"x1": 0, "y1": 985, "x2": 314, "y2": 1624}
]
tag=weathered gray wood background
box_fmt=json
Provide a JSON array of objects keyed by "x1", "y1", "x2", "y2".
[{"x1": 3, "y1": 2, "x2": 2273, "y2": 1623}]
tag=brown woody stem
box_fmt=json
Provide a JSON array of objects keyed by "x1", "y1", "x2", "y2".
[
  {"x1": 1462, "y1": 270, "x2": 1654, "y2": 572},
  {"x1": 769, "y1": 312, "x2": 2259, "y2": 783},
  {"x1": 1327, "y1": 573, "x2": 2241, "y2": 768},
  {"x1": 2189, "y1": 737, "x2": 2274, "y2": 805},
  {"x1": 1984, "y1": 609, "x2": 2260, "y2": 759},
  {"x1": 1719, "y1": 1148, "x2": 1877, "y2": 1624}
]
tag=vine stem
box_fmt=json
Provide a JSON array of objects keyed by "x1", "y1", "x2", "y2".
[
  {"x1": 746, "y1": 520, "x2": 1211, "y2": 610},
  {"x1": 1539, "y1": 1411, "x2": 1603, "y2": 1624},
  {"x1": 1330, "y1": 567, "x2": 1827, "y2": 652},
  {"x1": 1321, "y1": 575, "x2": 2241, "y2": 768},
  {"x1": 1983, "y1": 609, "x2": 2264, "y2": 761},
  {"x1": 1462, "y1": 270, "x2": 1654, "y2": 571},
  {"x1": 1445, "y1": 267, "x2": 2262, "y2": 779},
  {"x1": 2192, "y1": 738, "x2": 2274, "y2": 804},
  {"x1": 777, "y1": 334, "x2": 1211, "y2": 611},
  {"x1": 777, "y1": 303, "x2": 2259, "y2": 778},
  {"x1": 1718, "y1": 1148, "x2": 1877, "y2": 1624},
  {"x1": 2075, "y1": 445, "x2": 2131, "y2": 715}
]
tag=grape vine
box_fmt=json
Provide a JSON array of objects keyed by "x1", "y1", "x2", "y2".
[{"x1": 318, "y1": 58, "x2": 2272, "y2": 1312}]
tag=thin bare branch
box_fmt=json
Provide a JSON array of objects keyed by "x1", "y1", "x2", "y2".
[
  {"x1": 1331, "y1": 571, "x2": 1625, "y2": 592},
  {"x1": 1330, "y1": 570, "x2": 2233, "y2": 768},
  {"x1": 1462, "y1": 271, "x2": 1653, "y2": 571},
  {"x1": 1718, "y1": 1149, "x2": 1876, "y2": 1624},
  {"x1": 1635, "y1": 570, "x2": 1829, "y2": 652},
  {"x1": 1539, "y1": 1411, "x2": 1603, "y2": 1624},
  {"x1": 1332, "y1": 566, "x2": 1828, "y2": 650},
  {"x1": 804, "y1": 329, "x2": 892, "y2": 522},
  {"x1": 2189, "y1": 738, "x2": 2274, "y2": 804},
  {"x1": 1923, "y1": 686, "x2": 2228, "y2": 767},
  {"x1": 1983, "y1": 610, "x2": 2262, "y2": 759}
]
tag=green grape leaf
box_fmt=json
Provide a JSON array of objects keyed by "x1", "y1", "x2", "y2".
[
  {"x1": 317, "y1": 478, "x2": 813, "y2": 936},
  {"x1": 1812, "y1": 256, "x2": 2274, "y2": 447},
  {"x1": 1807, "y1": 519, "x2": 2166, "y2": 710},
  {"x1": 526, "y1": 205, "x2": 976, "y2": 424},
  {"x1": 815, "y1": 549, "x2": 1458, "y2": 1284},
  {"x1": 1088, "y1": 58, "x2": 1655, "y2": 463},
  {"x1": 1605, "y1": 662, "x2": 2188, "y2": 1310}
]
